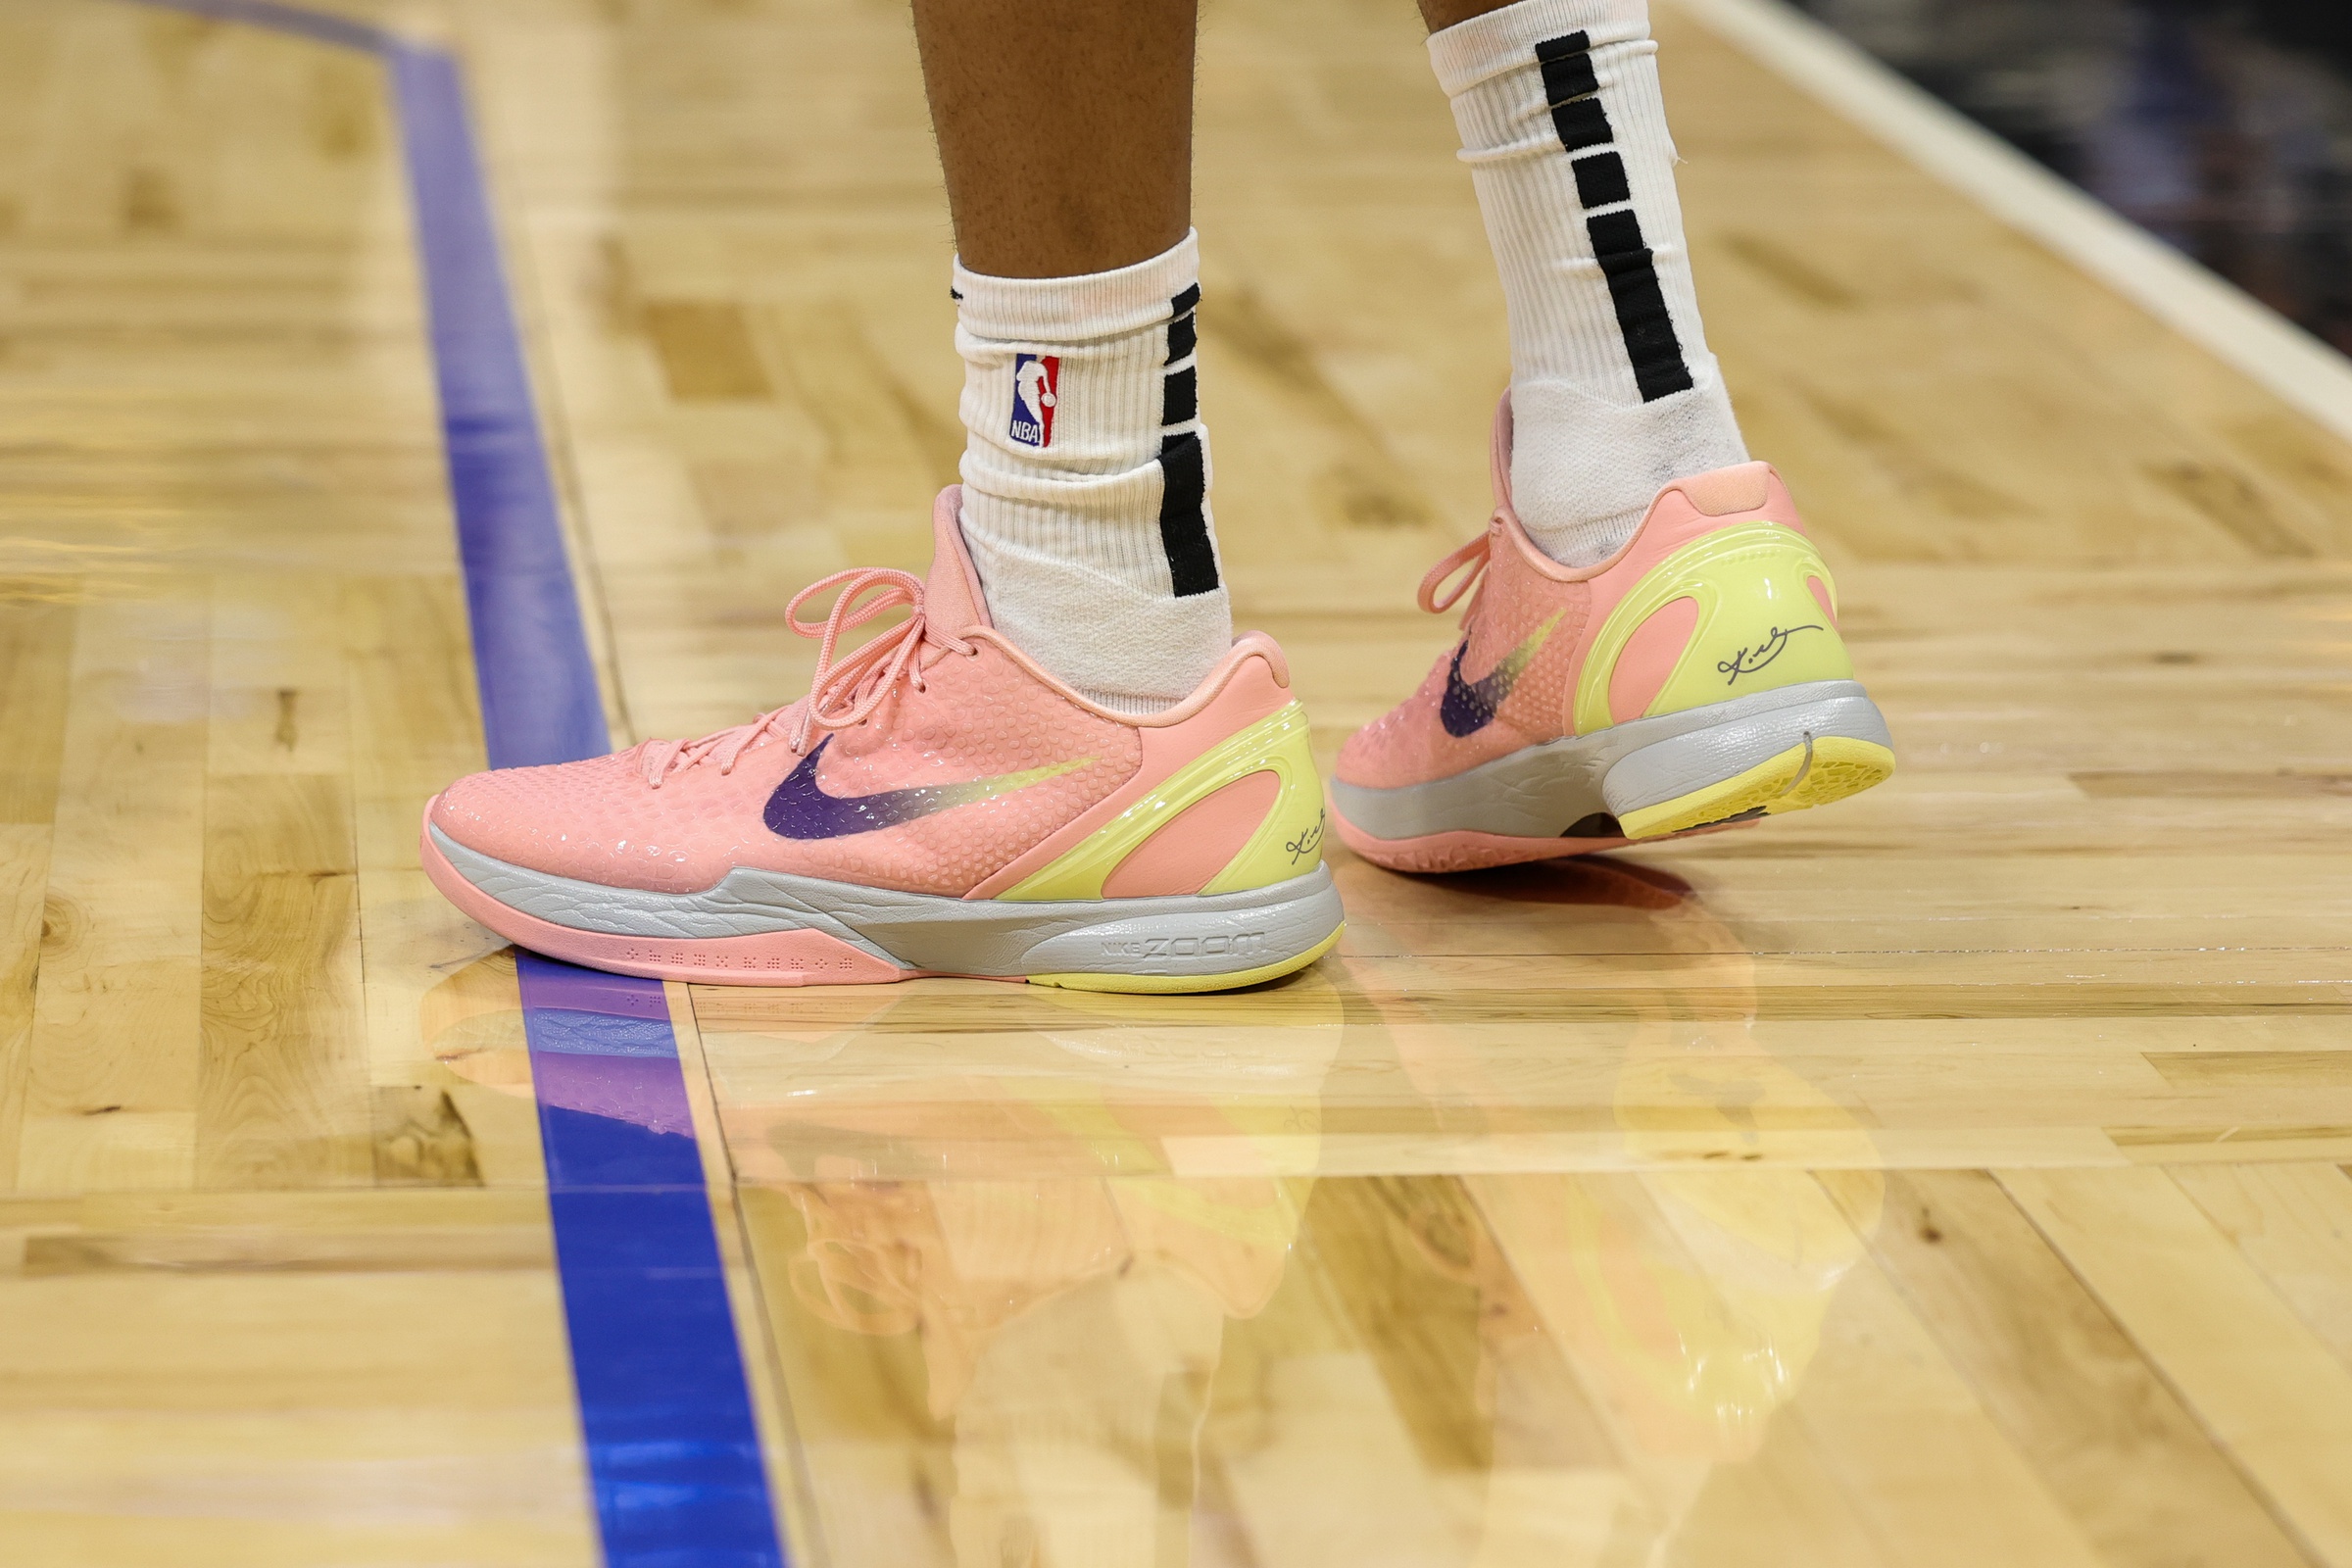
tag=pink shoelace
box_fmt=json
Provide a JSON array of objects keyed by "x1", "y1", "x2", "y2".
[{"x1": 640, "y1": 567, "x2": 976, "y2": 787}]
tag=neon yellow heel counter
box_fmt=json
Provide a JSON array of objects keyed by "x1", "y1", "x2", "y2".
[
  {"x1": 1574, "y1": 521, "x2": 1856, "y2": 734},
  {"x1": 1003, "y1": 703, "x2": 1327, "y2": 902}
]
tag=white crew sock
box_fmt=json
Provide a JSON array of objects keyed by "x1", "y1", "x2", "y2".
[
  {"x1": 1432, "y1": 0, "x2": 1749, "y2": 566},
  {"x1": 952, "y1": 232, "x2": 1230, "y2": 714}
]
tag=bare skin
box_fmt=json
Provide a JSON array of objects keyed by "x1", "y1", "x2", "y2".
[
  {"x1": 910, "y1": 0, "x2": 1199, "y2": 277},
  {"x1": 1418, "y1": 0, "x2": 1521, "y2": 28},
  {"x1": 911, "y1": 0, "x2": 1522, "y2": 278}
]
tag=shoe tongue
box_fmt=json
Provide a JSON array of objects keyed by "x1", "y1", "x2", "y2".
[{"x1": 923, "y1": 486, "x2": 992, "y2": 633}]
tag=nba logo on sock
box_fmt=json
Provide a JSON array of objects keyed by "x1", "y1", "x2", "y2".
[{"x1": 1009, "y1": 353, "x2": 1059, "y2": 448}]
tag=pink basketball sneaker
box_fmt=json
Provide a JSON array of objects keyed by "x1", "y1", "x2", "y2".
[
  {"x1": 1331, "y1": 400, "x2": 1893, "y2": 874},
  {"x1": 422, "y1": 490, "x2": 1342, "y2": 991}
]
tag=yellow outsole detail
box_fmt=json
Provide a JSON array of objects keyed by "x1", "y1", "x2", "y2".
[
  {"x1": 1618, "y1": 736, "x2": 1895, "y2": 841},
  {"x1": 1027, "y1": 926, "x2": 1344, "y2": 995}
]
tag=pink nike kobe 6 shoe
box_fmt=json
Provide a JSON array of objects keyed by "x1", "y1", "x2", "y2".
[
  {"x1": 422, "y1": 491, "x2": 1342, "y2": 990},
  {"x1": 1331, "y1": 400, "x2": 1893, "y2": 874}
]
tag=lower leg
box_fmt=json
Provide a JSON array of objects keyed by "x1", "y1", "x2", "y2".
[
  {"x1": 1420, "y1": 0, "x2": 1748, "y2": 565},
  {"x1": 912, "y1": 0, "x2": 1195, "y2": 277},
  {"x1": 912, "y1": 0, "x2": 1229, "y2": 710},
  {"x1": 1418, "y1": 0, "x2": 1518, "y2": 29}
]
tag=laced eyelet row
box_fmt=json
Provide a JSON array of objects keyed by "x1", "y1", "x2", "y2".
[{"x1": 640, "y1": 567, "x2": 976, "y2": 786}]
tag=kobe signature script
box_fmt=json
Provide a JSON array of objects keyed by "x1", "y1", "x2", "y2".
[
  {"x1": 1718, "y1": 624, "x2": 1823, "y2": 684},
  {"x1": 1288, "y1": 811, "x2": 1326, "y2": 864}
]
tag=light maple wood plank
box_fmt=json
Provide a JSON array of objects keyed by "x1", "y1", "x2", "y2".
[
  {"x1": 2002, "y1": 1167, "x2": 2352, "y2": 1564},
  {"x1": 1468, "y1": 1171, "x2": 1901, "y2": 1563},
  {"x1": 337, "y1": 573, "x2": 552, "y2": 1189},
  {"x1": 0, "y1": 580, "x2": 75, "y2": 826},
  {"x1": 1201, "y1": 1181, "x2": 1473, "y2": 1568},
  {"x1": 207, "y1": 575, "x2": 353, "y2": 780},
  {"x1": 735, "y1": 1182, "x2": 961, "y2": 1568},
  {"x1": 197, "y1": 771, "x2": 368, "y2": 1189},
  {"x1": 0, "y1": 1192, "x2": 593, "y2": 1568},
  {"x1": 0, "y1": 825, "x2": 50, "y2": 1200},
  {"x1": 1777, "y1": 1267, "x2": 2109, "y2": 1566},
  {"x1": 2170, "y1": 1162, "x2": 2352, "y2": 1377},
  {"x1": 17, "y1": 593, "x2": 211, "y2": 1196},
  {"x1": 1820, "y1": 1168, "x2": 2309, "y2": 1568},
  {"x1": 377, "y1": 946, "x2": 547, "y2": 1190},
  {"x1": 1663, "y1": 1415, "x2": 1890, "y2": 1568}
]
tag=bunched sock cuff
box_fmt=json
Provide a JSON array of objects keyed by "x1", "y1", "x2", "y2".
[
  {"x1": 952, "y1": 231, "x2": 1231, "y2": 711},
  {"x1": 953, "y1": 233, "x2": 1202, "y2": 343}
]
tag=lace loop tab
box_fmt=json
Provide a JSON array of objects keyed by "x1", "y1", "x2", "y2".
[{"x1": 1418, "y1": 530, "x2": 1494, "y2": 615}]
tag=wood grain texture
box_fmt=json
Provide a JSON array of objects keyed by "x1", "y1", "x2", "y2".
[
  {"x1": 1822, "y1": 1168, "x2": 2310, "y2": 1568},
  {"x1": 0, "y1": 1191, "x2": 593, "y2": 1567},
  {"x1": 2170, "y1": 1162, "x2": 2352, "y2": 1375},
  {"x1": 0, "y1": 826, "x2": 49, "y2": 1200},
  {"x1": 0, "y1": 584, "x2": 75, "y2": 826},
  {"x1": 18, "y1": 593, "x2": 211, "y2": 1195},
  {"x1": 197, "y1": 771, "x2": 368, "y2": 1188},
  {"x1": 2002, "y1": 1168, "x2": 2352, "y2": 1564}
]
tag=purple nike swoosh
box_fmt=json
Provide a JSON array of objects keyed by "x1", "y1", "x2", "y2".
[
  {"x1": 762, "y1": 737, "x2": 1090, "y2": 841},
  {"x1": 1440, "y1": 612, "x2": 1564, "y2": 737}
]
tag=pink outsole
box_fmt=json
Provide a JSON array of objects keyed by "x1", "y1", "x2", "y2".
[
  {"x1": 1328, "y1": 799, "x2": 1749, "y2": 874},
  {"x1": 419, "y1": 818, "x2": 928, "y2": 988}
]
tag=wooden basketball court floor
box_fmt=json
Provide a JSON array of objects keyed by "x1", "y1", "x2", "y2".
[{"x1": 5, "y1": 0, "x2": 2352, "y2": 1562}]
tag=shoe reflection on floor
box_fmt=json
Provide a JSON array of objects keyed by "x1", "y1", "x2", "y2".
[{"x1": 510, "y1": 854, "x2": 1886, "y2": 1566}]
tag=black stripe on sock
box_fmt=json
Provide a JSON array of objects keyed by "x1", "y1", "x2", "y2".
[
  {"x1": 1541, "y1": 48, "x2": 1598, "y2": 107},
  {"x1": 1166, "y1": 306, "x2": 1196, "y2": 365},
  {"x1": 1586, "y1": 208, "x2": 1645, "y2": 259},
  {"x1": 1161, "y1": 365, "x2": 1198, "y2": 426},
  {"x1": 1539, "y1": 32, "x2": 1700, "y2": 403},
  {"x1": 1548, "y1": 95, "x2": 1613, "y2": 153},
  {"x1": 1571, "y1": 150, "x2": 1631, "y2": 208},
  {"x1": 950, "y1": 286, "x2": 962, "y2": 302},
  {"x1": 1156, "y1": 432, "x2": 1218, "y2": 597},
  {"x1": 1166, "y1": 286, "x2": 1200, "y2": 365},
  {"x1": 1586, "y1": 211, "x2": 1694, "y2": 400}
]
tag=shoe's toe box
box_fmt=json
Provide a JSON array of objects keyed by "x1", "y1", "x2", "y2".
[{"x1": 427, "y1": 748, "x2": 749, "y2": 894}]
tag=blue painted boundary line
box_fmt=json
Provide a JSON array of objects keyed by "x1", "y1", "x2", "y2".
[
  {"x1": 118, "y1": 4, "x2": 787, "y2": 1563},
  {"x1": 518, "y1": 954, "x2": 784, "y2": 1568}
]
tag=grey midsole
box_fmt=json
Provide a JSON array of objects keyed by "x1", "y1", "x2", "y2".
[
  {"x1": 430, "y1": 825, "x2": 1343, "y2": 978},
  {"x1": 1329, "y1": 680, "x2": 1890, "y2": 840}
]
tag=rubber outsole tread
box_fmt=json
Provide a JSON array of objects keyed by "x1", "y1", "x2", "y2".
[{"x1": 1618, "y1": 736, "x2": 1894, "y2": 840}]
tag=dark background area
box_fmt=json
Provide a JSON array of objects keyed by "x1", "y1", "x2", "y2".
[{"x1": 1792, "y1": 0, "x2": 2352, "y2": 352}]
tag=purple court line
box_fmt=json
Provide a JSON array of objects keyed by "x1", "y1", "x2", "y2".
[{"x1": 113, "y1": 4, "x2": 789, "y2": 1564}]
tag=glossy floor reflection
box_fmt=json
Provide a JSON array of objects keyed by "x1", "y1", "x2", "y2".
[
  {"x1": 710, "y1": 860, "x2": 1895, "y2": 1566},
  {"x1": 693, "y1": 821, "x2": 2352, "y2": 1565}
]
